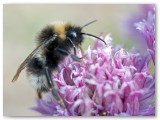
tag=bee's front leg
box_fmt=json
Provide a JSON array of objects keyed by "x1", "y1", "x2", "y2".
[{"x1": 56, "y1": 48, "x2": 82, "y2": 62}]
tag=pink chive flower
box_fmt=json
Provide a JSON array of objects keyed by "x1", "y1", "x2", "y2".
[
  {"x1": 31, "y1": 34, "x2": 155, "y2": 116},
  {"x1": 134, "y1": 7, "x2": 155, "y2": 65}
]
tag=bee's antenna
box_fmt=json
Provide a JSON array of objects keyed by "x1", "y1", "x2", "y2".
[
  {"x1": 81, "y1": 20, "x2": 97, "y2": 29},
  {"x1": 81, "y1": 32, "x2": 107, "y2": 45}
]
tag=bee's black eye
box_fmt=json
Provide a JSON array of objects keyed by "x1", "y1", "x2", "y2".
[{"x1": 68, "y1": 31, "x2": 77, "y2": 39}]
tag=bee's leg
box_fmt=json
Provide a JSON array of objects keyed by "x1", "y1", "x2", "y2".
[
  {"x1": 51, "y1": 89, "x2": 60, "y2": 101},
  {"x1": 67, "y1": 37, "x2": 76, "y2": 55},
  {"x1": 70, "y1": 54, "x2": 81, "y2": 62},
  {"x1": 56, "y1": 48, "x2": 82, "y2": 62},
  {"x1": 43, "y1": 67, "x2": 61, "y2": 101},
  {"x1": 44, "y1": 66, "x2": 65, "y2": 107},
  {"x1": 37, "y1": 90, "x2": 42, "y2": 99},
  {"x1": 73, "y1": 47, "x2": 77, "y2": 56},
  {"x1": 44, "y1": 66, "x2": 53, "y2": 88},
  {"x1": 51, "y1": 88, "x2": 66, "y2": 108}
]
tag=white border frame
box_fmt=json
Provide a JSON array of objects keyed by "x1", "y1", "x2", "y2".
[{"x1": 1, "y1": 0, "x2": 159, "y2": 120}]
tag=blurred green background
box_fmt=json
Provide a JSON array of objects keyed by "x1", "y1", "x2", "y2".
[{"x1": 3, "y1": 4, "x2": 140, "y2": 116}]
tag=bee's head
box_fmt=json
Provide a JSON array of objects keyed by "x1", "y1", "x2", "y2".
[
  {"x1": 65, "y1": 20, "x2": 107, "y2": 46},
  {"x1": 66, "y1": 26, "x2": 83, "y2": 46},
  {"x1": 52, "y1": 20, "x2": 106, "y2": 46}
]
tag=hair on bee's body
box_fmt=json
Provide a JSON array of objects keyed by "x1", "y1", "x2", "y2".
[{"x1": 12, "y1": 20, "x2": 106, "y2": 100}]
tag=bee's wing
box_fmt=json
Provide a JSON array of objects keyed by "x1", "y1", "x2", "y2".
[{"x1": 12, "y1": 35, "x2": 57, "y2": 82}]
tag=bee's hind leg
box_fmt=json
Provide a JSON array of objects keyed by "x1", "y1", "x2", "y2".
[
  {"x1": 43, "y1": 66, "x2": 65, "y2": 107},
  {"x1": 43, "y1": 67, "x2": 60, "y2": 101},
  {"x1": 37, "y1": 90, "x2": 42, "y2": 99},
  {"x1": 44, "y1": 66, "x2": 54, "y2": 88}
]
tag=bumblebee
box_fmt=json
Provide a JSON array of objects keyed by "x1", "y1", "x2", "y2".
[{"x1": 12, "y1": 20, "x2": 106, "y2": 100}]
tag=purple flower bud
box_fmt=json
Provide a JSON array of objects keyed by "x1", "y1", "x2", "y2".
[{"x1": 134, "y1": 8, "x2": 155, "y2": 64}]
